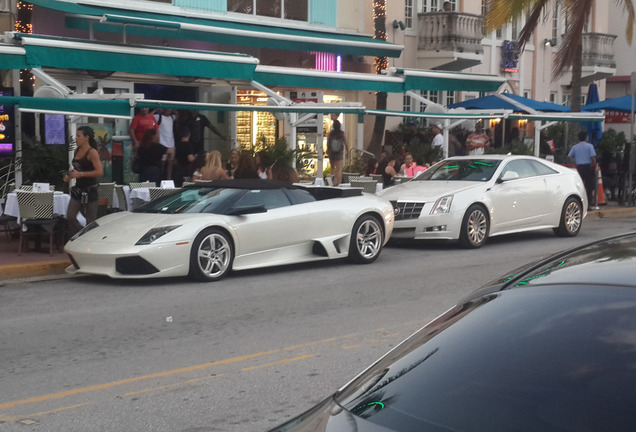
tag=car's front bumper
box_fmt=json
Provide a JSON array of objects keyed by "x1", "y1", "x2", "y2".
[
  {"x1": 64, "y1": 239, "x2": 191, "y2": 279},
  {"x1": 390, "y1": 201, "x2": 462, "y2": 240}
]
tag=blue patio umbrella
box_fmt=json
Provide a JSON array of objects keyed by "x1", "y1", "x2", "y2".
[
  {"x1": 583, "y1": 83, "x2": 602, "y2": 147},
  {"x1": 582, "y1": 95, "x2": 634, "y2": 112},
  {"x1": 448, "y1": 93, "x2": 570, "y2": 112}
]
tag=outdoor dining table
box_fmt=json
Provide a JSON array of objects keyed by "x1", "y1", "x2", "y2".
[{"x1": 4, "y1": 191, "x2": 86, "y2": 226}]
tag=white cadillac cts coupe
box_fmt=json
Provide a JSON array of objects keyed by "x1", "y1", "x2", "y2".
[
  {"x1": 378, "y1": 155, "x2": 587, "y2": 248},
  {"x1": 65, "y1": 179, "x2": 394, "y2": 281}
]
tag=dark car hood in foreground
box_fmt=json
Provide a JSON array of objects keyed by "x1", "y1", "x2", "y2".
[{"x1": 270, "y1": 233, "x2": 636, "y2": 432}]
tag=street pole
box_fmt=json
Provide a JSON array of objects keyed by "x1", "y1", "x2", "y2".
[{"x1": 630, "y1": 72, "x2": 636, "y2": 205}]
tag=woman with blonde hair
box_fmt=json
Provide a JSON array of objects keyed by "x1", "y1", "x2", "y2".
[{"x1": 200, "y1": 150, "x2": 229, "y2": 181}]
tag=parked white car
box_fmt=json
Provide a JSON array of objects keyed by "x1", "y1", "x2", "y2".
[
  {"x1": 378, "y1": 155, "x2": 587, "y2": 248},
  {"x1": 65, "y1": 179, "x2": 394, "y2": 281}
]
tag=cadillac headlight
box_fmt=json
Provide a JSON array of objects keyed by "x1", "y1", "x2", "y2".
[
  {"x1": 135, "y1": 225, "x2": 181, "y2": 245},
  {"x1": 69, "y1": 221, "x2": 99, "y2": 241},
  {"x1": 431, "y1": 195, "x2": 453, "y2": 214}
]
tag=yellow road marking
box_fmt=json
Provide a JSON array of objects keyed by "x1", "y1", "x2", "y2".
[
  {"x1": 0, "y1": 349, "x2": 277, "y2": 410},
  {"x1": 0, "y1": 403, "x2": 92, "y2": 422},
  {"x1": 124, "y1": 374, "x2": 223, "y2": 397},
  {"x1": 242, "y1": 355, "x2": 313, "y2": 371},
  {"x1": 0, "y1": 323, "x2": 426, "y2": 413}
]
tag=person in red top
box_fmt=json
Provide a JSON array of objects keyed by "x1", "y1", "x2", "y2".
[{"x1": 129, "y1": 108, "x2": 158, "y2": 152}]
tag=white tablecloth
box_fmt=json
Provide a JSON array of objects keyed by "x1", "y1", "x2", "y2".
[
  {"x1": 5, "y1": 192, "x2": 86, "y2": 225},
  {"x1": 340, "y1": 183, "x2": 383, "y2": 193}
]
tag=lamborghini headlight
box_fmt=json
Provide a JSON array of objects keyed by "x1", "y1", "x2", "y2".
[
  {"x1": 430, "y1": 195, "x2": 453, "y2": 215},
  {"x1": 135, "y1": 225, "x2": 181, "y2": 245},
  {"x1": 69, "y1": 221, "x2": 99, "y2": 241}
]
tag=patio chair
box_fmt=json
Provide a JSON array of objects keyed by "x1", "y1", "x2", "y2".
[
  {"x1": 350, "y1": 178, "x2": 378, "y2": 194},
  {"x1": 16, "y1": 190, "x2": 64, "y2": 256},
  {"x1": 0, "y1": 206, "x2": 19, "y2": 240},
  {"x1": 148, "y1": 187, "x2": 178, "y2": 201},
  {"x1": 98, "y1": 182, "x2": 116, "y2": 215},
  {"x1": 114, "y1": 185, "x2": 128, "y2": 211},
  {"x1": 129, "y1": 181, "x2": 155, "y2": 190}
]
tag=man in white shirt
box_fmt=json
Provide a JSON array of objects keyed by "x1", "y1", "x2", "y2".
[{"x1": 154, "y1": 109, "x2": 176, "y2": 180}]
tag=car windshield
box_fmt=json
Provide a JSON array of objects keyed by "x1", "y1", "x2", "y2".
[
  {"x1": 415, "y1": 159, "x2": 501, "y2": 182},
  {"x1": 134, "y1": 188, "x2": 242, "y2": 214},
  {"x1": 333, "y1": 287, "x2": 636, "y2": 431}
]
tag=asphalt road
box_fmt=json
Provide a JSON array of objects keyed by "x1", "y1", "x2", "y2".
[{"x1": 1, "y1": 216, "x2": 635, "y2": 432}]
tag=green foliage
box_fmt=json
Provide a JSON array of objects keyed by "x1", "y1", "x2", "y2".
[
  {"x1": 256, "y1": 135, "x2": 317, "y2": 178},
  {"x1": 597, "y1": 129, "x2": 627, "y2": 155},
  {"x1": 17, "y1": 139, "x2": 69, "y2": 191}
]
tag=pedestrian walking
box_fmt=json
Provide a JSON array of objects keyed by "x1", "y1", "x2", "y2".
[{"x1": 568, "y1": 131, "x2": 597, "y2": 208}]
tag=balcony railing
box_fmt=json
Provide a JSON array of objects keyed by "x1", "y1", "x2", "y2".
[
  {"x1": 418, "y1": 12, "x2": 484, "y2": 54},
  {"x1": 582, "y1": 32, "x2": 616, "y2": 68}
]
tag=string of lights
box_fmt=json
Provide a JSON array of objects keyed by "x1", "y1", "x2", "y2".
[
  {"x1": 15, "y1": 1, "x2": 34, "y2": 85},
  {"x1": 373, "y1": 0, "x2": 388, "y2": 74}
]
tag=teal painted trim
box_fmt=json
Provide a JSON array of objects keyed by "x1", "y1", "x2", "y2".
[
  {"x1": 174, "y1": 0, "x2": 226, "y2": 12},
  {"x1": 28, "y1": 0, "x2": 401, "y2": 57},
  {"x1": 22, "y1": 44, "x2": 257, "y2": 80},
  {"x1": 0, "y1": 96, "x2": 131, "y2": 117},
  {"x1": 404, "y1": 76, "x2": 503, "y2": 92},
  {"x1": 253, "y1": 71, "x2": 404, "y2": 93},
  {"x1": 136, "y1": 101, "x2": 365, "y2": 114},
  {"x1": 0, "y1": 53, "x2": 31, "y2": 69},
  {"x1": 310, "y1": 0, "x2": 337, "y2": 26}
]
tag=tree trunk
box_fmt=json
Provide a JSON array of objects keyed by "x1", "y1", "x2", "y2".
[
  {"x1": 368, "y1": 92, "x2": 387, "y2": 157},
  {"x1": 565, "y1": 41, "x2": 583, "y2": 151},
  {"x1": 368, "y1": 0, "x2": 387, "y2": 159}
]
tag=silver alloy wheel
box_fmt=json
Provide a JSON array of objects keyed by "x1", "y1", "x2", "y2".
[
  {"x1": 564, "y1": 200, "x2": 582, "y2": 234},
  {"x1": 197, "y1": 232, "x2": 232, "y2": 279},
  {"x1": 356, "y1": 218, "x2": 382, "y2": 260},
  {"x1": 467, "y1": 208, "x2": 488, "y2": 246}
]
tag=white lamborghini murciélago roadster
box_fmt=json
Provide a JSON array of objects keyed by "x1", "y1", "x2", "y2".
[{"x1": 64, "y1": 179, "x2": 394, "y2": 281}]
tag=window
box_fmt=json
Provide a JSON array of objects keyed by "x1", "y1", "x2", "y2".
[
  {"x1": 235, "y1": 189, "x2": 291, "y2": 210},
  {"x1": 420, "y1": 0, "x2": 455, "y2": 12},
  {"x1": 405, "y1": 0, "x2": 414, "y2": 29},
  {"x1": 446, "y1": 91, "x2": 456, "y2": 106},
  {"x1": 549, "y1": 92, "x2": 557, "y2": 103},
  {"x1": 501, "y1": 160, "x2": 537, "y2": 179},
  {"x1": 552, "y1": 3, "x2": 559, "y2": 40},
  {"x1": 511, "y1": 18, "x2": 518, "y2": 41},
  {"x1": 228, "y1": 0, "x2": 308, "y2": 21},
  {"x1": 403, "y1": 94, "x2": 412, "y2": 113},
  {"x1": 562, "y1": 93, "x2": 571, "y2": 107}
]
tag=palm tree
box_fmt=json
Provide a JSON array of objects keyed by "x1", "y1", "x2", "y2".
[
  {"x1": 369, "y1": 0, "x2": 388, "y2": 156},
  {"x1": 485, "y1": 0, "x2": 634, "y2": 113}
]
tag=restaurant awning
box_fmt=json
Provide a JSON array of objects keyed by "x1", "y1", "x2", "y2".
[
  {"x1": 12, "y1": 34, "x2": 259, "y2": 80},
  {"x1": 389, "y1": 68, "x2": 506, "y2": 93},
  {"x1": 448, "y1": 93, "x2": 570, "y2": 112},
  {"x1": 582, "y1": 95, "x2": 635, "y2": 112},
  {"x1": 0, "y1": 33, "x2": 514, "y2": 95},
  {"x1": 0, "y1": 96, "x2": 132, "y2": 118},
  {"x1": 27, "y1": 0, "x2": 403, "y2": 58},
  {"x1": 253, "y1": 66, "x2": 406, "y2": 93},
  {"x1": 0, "y1": 45, "x2": 29, "y2": 69},
  {"x1": 253, "y1": 66, "x2": 507, "y2": 93}
]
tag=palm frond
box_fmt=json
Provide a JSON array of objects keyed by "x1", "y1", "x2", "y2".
[
  {"x1": 485, "y1": 0, "x2": 548, "y2": 32},
  {"x1": 616, "y1": 0, "x2": 635, "y2": 44},
  {"x1": 553, "y1": 0, "x2": 593, "y2": 77}
]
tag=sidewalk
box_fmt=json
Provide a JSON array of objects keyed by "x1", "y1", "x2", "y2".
[{"x1": 0, "y1": 200, "x2": 634, "y2": 282}]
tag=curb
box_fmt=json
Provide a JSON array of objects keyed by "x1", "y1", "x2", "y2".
[
  {"x1": 588, "y1": 206, "x2": 636, "y2": 219},
  {"x1": 0, "y1": 260, "x2": 71, "y2": 282}
]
